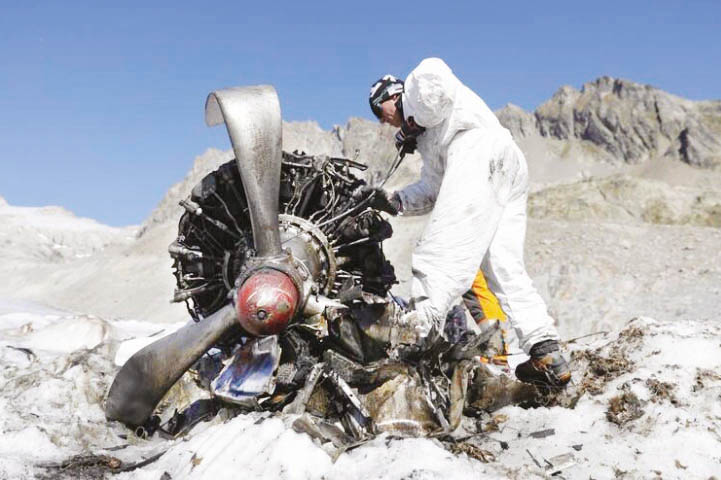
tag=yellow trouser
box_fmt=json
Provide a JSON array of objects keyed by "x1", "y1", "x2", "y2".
[
  {"x1": 462, "y1": 269, "x2": 506, "y2": 323},
  {"x1": 462, "y1": 269, "x2": 509, "y2": 362}
]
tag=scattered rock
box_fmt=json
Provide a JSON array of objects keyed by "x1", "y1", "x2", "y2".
[{"x1": 693, "y1": 368, "x2": 721, "y2": 392}]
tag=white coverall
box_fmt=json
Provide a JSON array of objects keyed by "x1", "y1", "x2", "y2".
[{"x1": 396, "y1": 58, "x2": 559, "y2": 353}]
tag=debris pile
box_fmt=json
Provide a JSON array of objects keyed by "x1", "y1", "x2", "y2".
[
  {"x1": 3, "y1": 306, "x2": 721, "y2": 478},
  {"x1": 569, "y1": 323, "x2": 643, "y2": 396},
  {"x1": 143, "y1": 307, "x2": 553, "y2": 459}
]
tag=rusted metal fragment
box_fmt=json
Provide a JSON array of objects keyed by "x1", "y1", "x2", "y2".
[
  {"x1": 305, "y1": 382, "x2": 333, "y2": 418},
  {"x1": 467, "y1": 364, "x2": 539, "y2": 412},
  {"x1": 361, "y1": 373, "x2": 443, "y2": 437}
]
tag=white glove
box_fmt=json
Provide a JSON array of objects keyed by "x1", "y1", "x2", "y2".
[
  {"x1": 397, "y1": 310, "x2": 433, "y2": 338},
  {"x1": 390, "y1": 310, "x2": 436, "y2": 351}
]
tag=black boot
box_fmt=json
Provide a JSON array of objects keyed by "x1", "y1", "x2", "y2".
[{"x1": 515, "y1": 340, "x2": 571, "y2": 387}]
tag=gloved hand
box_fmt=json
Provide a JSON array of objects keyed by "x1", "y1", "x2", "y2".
[
  {"x1": 394, "y1": 129, "x2": 418, "y2": 157},
  {"x1": 354, "y1": 186, "x2": 401, "y2": 215},
  {"x1": 338, "y1": 211, "x2": 393, "y2": 243},
  {"x1": 391, "y1": 310, "x2": 436, "y2": 350},
  {"x1": 394, "y1": 116, "x2": 426, "y2": 157},
  {"x1": 399, "y1": 310, "x2": 436, "y2": 338}
]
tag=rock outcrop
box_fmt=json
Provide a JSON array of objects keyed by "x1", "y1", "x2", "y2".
[
  {"x1": 498, "y1": 77, "x2": 721, "y2": 168},
  {"x1": 495, "y1": 103, "x2": 537, "y2": 140}
]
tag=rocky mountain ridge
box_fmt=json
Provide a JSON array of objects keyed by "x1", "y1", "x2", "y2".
[{"x1": 498, "y1": 76, "x2": 721, "y2": 168}]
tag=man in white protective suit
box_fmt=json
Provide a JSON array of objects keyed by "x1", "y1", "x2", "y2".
[{"x1": 365, "y1": 58, "x2": 571, "y2": 387}]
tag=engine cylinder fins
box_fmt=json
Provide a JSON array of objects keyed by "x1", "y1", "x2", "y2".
[
  {"x1": 168, "y1": 241, "x2": 203, "y2": 259},
  {"x1": 171, "y1": 155, "x2": 396, "y2": 324}
]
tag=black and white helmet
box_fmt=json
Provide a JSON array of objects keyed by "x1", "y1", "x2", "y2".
[{"x1": 369, "y1": 75, "x2": 404, "y2": 119}]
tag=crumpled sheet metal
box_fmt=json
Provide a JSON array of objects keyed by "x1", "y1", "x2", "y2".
[
  {"x1": 323, "y1": 350, "x2": 411, "y2": 388},
  {"x1": 360, "y1": 371, "x2": 443, "y2": 437},
  {"x1": 211, "y1": 335, "x2": 281, "y2": 406}
]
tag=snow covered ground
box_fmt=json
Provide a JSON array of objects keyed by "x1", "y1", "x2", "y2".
[{"x1": 2, "y1": 299, "x2": 720, "y2": 479}]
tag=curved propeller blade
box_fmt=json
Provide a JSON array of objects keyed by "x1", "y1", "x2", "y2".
[
  {"x1": 205, "y1": 85, "x2": 283, "y2": 258},
  {"x1": 105, "y1": 304, "x2": 236, "y2": 427}
]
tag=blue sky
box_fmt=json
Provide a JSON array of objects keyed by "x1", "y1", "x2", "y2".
[{"x1": 1, "y1": 1, "x2": 719, "y2": 226}]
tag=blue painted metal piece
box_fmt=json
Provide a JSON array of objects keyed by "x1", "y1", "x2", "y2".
[{"x1": 211, "y1": 335, "x2": 281, "y2": 406}]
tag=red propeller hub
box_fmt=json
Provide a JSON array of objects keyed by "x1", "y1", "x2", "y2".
[{"x1": 235, "y1": 269, "x2": 299, "y2": 336}]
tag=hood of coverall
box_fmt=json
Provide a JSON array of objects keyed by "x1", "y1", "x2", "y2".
[{"x1": 401, "y1": 58, "x2": 507, "y2": 155}]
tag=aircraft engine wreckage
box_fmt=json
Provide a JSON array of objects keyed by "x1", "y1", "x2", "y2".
[{"x1": 105, "y1": 85, "x2": 566, "y2": 455}]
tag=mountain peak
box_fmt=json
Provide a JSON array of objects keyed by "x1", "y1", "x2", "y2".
[{"x1": 517, "y1": 77, "x2": 721, "y2": 167}]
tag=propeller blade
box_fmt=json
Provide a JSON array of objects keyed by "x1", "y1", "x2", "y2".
[
  {"x1": 105, "y1": 304, "x2": 236, "y2": 427},
  {"x1": 205, "y1": 85, "x2": 283, "y2": 258}
]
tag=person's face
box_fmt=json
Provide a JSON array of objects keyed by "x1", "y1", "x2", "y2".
[{"x1": 379, "y1": 95, "x2": 402, "y2": 128}]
